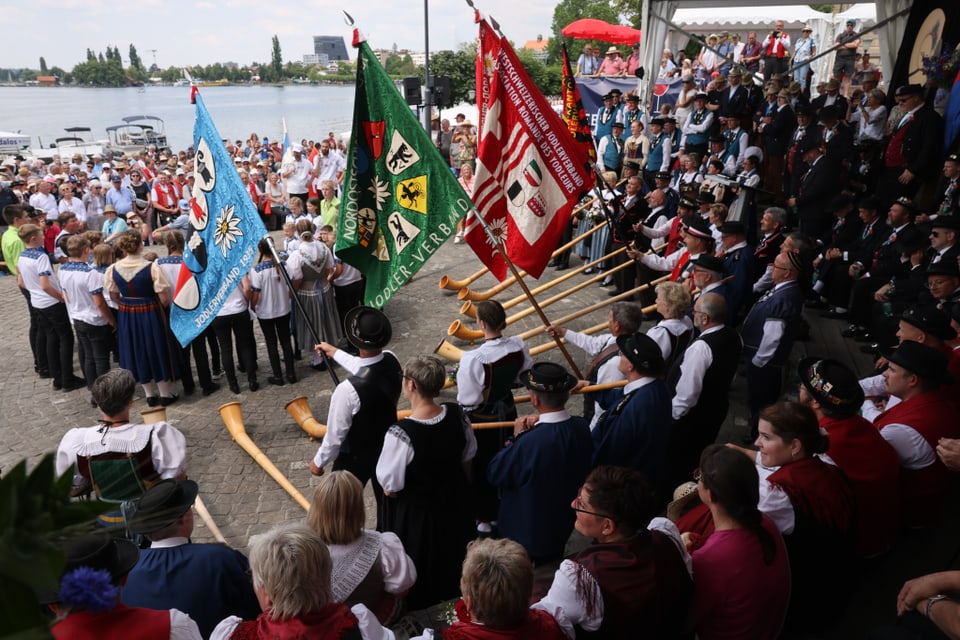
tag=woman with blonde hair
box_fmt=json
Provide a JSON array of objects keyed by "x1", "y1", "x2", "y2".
[
  {"x1": 646, "y1": 280, "x2": 694, "y2": 369},
  {"x1": 307, "y1": 471, "x2": 416, "y2": 625}
]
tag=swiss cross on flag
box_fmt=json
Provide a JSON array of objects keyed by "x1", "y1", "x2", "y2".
[{"x1": 464, "y1": 17, "x2": 593, "y2": 281}]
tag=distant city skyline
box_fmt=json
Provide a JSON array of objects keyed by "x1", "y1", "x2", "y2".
[{"x1": 2, "y1": 0, "x2": 558, "y2": 71}]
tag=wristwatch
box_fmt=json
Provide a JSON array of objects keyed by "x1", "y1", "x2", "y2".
[{"x1": 926, "y1": 594, "x2": 950, "y2": 618}]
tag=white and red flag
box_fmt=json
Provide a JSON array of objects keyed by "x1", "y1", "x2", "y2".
[{"x1": 465, "y1": 15, "x2": 594, "y2": 281}]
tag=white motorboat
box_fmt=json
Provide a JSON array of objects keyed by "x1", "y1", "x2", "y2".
[{"x1": 105, "y1": 115, "x2": 170, "y2": 156}]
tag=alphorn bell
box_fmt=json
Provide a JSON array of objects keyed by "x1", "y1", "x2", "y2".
[
  {"x1": 285, "y1": 396, "x2": 327, "y2": 440},
  {"x1": 434, "y1": 338, "x2": 463, "y2": 362},
  {"x1": 219, "y1": 402, "x2": 312, "y2": 511},
  {"x1": 140, "y1": 406, "x2": 168, "y2": 424},
  {"x1": 437, "y1": 190, "x2": 617, "y2": 292}
]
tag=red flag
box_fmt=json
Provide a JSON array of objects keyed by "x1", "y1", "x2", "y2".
[
  {"x1": 465, "y1": 19, "x2": 594, "y2": 281},
  {"x1": 561, "y1": 44, "x2": 596, "y2": 163}
]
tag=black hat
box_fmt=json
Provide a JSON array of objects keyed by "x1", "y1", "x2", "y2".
[
  {"x1": 684, "y1": 217, "x2": 714, "y2": 239},
  {"x1": 678, "y1": 198, "x2": 697, "y2": 210},
  {"x1": 880, "y1": 340, "x2": 953, "y2": 384},
  {"x1": 859, "y1": 195, "x2": 882, "y2": 211},
  {"x1": 931, "y1": 216, "x2": 960, "y2": 231},
  {"x1": 820, "y1": 105, "x2": 841, "y2": 120},
  {"x1": 654, "y1": 170, "x2": 671, "y2": 181},
  {"x1": 344, "y1": 306, "x2": 392, "y2": 349},
  {"x1": 718, "y1": 220, "x2": 746, "y2": 235},
  {"x1": 895, "y1": 226, "x2": 929, "y2": 254},
  {"x1": 945, "y1": 153, "x2": 960, "y2": 164},
  {"x1": 38, "y1": 532, "x2": 140, "y2": 604},
  {"x1": 795, "y1": 104, "x2": 813, "y2": 117},
  {"x1": 616, "y1": 332, "x2": 665, "y2": 374},
  {"x1": 521, "y1": 362, "x2": 578, "y2": 393},
  {"x1": 129, "y1": 479, "x2": 199, "y2": 535},
  {"x1": 798, "y1": 357, "x2": 865, "y2": 411},
  {"x1": 611, "y1": 121, "x2": 624, "y2": 129},
  {"x1": 826, "y1": 194, "x2": 852, "y2": 213},
  {"x1": 691, "y1": 254, "x2": 726, "y2": 274},
  {"x1": 894, "y1": 196, "x2": 918, "y2": 215},
  {"x1": 694, "y1": 92, "x2": 709, "y2": 101},
  {"x1": 695, "y1": 191, "x2": 715, "y2": 204},
  {"x1": 895, "y1": 84, "x2": 924, "y2": 97},
  {"x1": 609, "y1": 88, "x2": 622, "y2": 96},
  {"x1": 927, "y1": 260, "x2": 960, "y2": 278},
  {"x1": 603, "y1": 92, "x2": 614, "y2": 100},
  {"x1": 626, "y1": 94, "x2": 640, "y2": 103},
  {"x1": 650, "y1": 117, "x2": 666, "y2": 126},
  {"x1": 796, "y1": 134, "x2": 821, "y2": 154},
  {"x1": 900, "y1": 304, "x2": 958, "y2": 340},
  {"x1": 663, "y1": 116, "x2": 677, "y2": 124},
  {"x1": 708, "y1": 134, "x2": 724, "y2": 144}
]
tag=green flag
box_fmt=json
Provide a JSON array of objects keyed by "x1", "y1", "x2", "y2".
[{"x1": 336, "y1": 38, "x2": 472, "y2": 308}]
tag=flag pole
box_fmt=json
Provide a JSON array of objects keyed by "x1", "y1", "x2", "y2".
[
  {"x1": 264, "y1": 236, "x2": 340, "y2": 386},
  {"x1": 474, "y1": 214, "x2": 584, "y2": 379}
]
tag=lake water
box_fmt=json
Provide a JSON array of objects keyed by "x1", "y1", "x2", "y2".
[{"x1": 0, "y1": 85, "x2": 360, "y2": 153}]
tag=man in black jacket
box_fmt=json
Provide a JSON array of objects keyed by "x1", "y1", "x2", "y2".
[
  {"x1": 788, "y1": 134, "x2": 839, "y2": 241},
  {"x1": 879, "y1": 84, "x2": 944, "y2": 210}
]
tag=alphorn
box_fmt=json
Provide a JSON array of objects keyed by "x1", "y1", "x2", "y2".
[
  {"x1": 518, "y1": 274, "x2": 671, "y2": 341},
  {"x1": 460, "y1": 247, "x2": 629, "y2": 319},
  {"x1": 456, "y1": 221, "x2": 611, "y2": 302},
  {"x1": 141, "y1": 406, "x2": 229, "y2": 545},
  {"x1": 395, "y1": 380, "x2": 629, "y2": 421},
  {"x1": 437, "y1": 192, "x2": 612, "y2": 292},
  {"x1": 449, "y1": 258, "x2": 637, "y2": 341},
  {"x1": 219, "y1": 401, "x2": 311, "y2": 511},
  {"x1": 285, "y1": 396, "x2": 326, "y2": 440}
]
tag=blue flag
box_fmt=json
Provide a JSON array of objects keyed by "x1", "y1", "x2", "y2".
[{"x1": 169, "y1": 92, "x2": 268, "y2": 347}]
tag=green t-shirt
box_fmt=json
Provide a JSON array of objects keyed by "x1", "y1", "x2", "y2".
[{"x1": 1, "y1": 227, "x2": 25, "y2": 276}]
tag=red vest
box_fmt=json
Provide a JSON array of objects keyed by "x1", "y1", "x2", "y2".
[
  {"x1": 231, "y1": 603, "x2": 359, "y2": 640},
  {"x1": 874, "y1": 390, "x2": 958, "y2": 527},
  {"x1": 670, "y1": 249, "x2": 691, "y2": 282},
  {"x1": 768, "y1": 456, "x2": 855, "y2": 533},
  {"x1": 665, "y1": 217, "x2": 685, "y2": 255},
  {"x1": 53, "y1": 605, "x2": 170, "y2": 640},
  {"x1": 821, "y1": 415, "x2": 900, "y2": 557},
  {"x1": 883, "y1": 118, "x2": 913, "y2": 168},
  {"x1": 442, "y1": 609, "x2": 567, "y2": 640}
]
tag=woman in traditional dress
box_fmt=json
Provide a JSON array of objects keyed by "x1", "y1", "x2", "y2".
[
  {"x1": 307, "y1": 470, "x2": 416, "y2": 624},
  {"x1": 377, "y1": 355, "x2": 476, "y2": 610},
  {"x1": 453, "y1": 163, "x2": 475, "y2": 244},
  {"x1": 646, "y1": 281, "x2": 694, "y2": 369},
  {"x1": 103, "y1": 232, "x2": 179, "y2": 406},
  {"x1": 292, "y1": 217, "x2": 341, "y2": 370}
]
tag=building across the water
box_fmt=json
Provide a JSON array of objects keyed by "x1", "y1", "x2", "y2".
[{"x1": 313, "y1": 36, "x2": 349, "y2": 62}]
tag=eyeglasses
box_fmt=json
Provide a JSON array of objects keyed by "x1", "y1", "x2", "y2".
[
  {"x1": 930, "y1": 231, "x2": 941, "y2": 238},
  {"x1": 572, "y1": 490, "x2": 614, "y2": 520},
  {"x1": 926, "y1": 279, "x2": 951, "y2": 288},
  {"x1": 772, "y1": 263, "x2": 795, "y2": 272}
]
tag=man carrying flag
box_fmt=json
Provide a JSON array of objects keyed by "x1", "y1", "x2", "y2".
[
  {"x1": 169, "y1": 88, "x2": 267, "y2": 350},
  {"x1": 465, "y1": 15, "x2": 594, "y2": 282},
  {"x1": 335, "y1": 30, "x2": 472, "y2": 309}
]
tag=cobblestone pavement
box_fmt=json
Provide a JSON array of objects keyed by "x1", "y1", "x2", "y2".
[{"x1": 1, "y1": 231, "x2": 679, "y2": 551}]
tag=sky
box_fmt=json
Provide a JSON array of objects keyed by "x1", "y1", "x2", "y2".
[{"x1": 2, "y1": 0, "x2": 558, "y2": 71}]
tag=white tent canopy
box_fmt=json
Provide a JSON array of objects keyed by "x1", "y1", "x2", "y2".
[
  {"x1": 666, "y1": 4, "x2": 878, "y2": 93},
  {"x1": 639, "y1": 0, "x2": 909, "y2": 104}
]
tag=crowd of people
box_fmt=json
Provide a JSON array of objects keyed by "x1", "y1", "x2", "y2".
[{"x1": 7, "y1": 23, "x2": 960, "y2": 637}]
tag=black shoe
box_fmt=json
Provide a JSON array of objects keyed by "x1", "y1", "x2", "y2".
[
  {"x1": 841, "y1": 324, "x2": 867, "y2": 338},
  {"x1": 146, "y1": 396, "x2": 160, "y2": 407},
  {"x1": 860, "y1": 343, "x2": 880, "y2": 354},
  {"x1": 36, "y1": 368, "x2": 51, "y2": 379},
  {"x1": 62, "y1": 376, "x2": 87, "y2": 392},
  {"x1": 583, "y1": 267, "x2": 596, "y2": 275},
  {"x1": 237, "y1": 363, "x2": 246, "y2": 373},
  {"x1": 267, "y1": 376, "x2": 285, "y2": 386},
  {"x1": 286, "y1": 373, "x2": 298, "y2": 384},
  {"x1": 248, "y1": 380, "x2": 260, "y2": 392},
  {"x1": 228, "y1": 379, "x2": 241, "y2": 394},
  {"x1": 159, "y1": 394, "x2": 179, "y2": 406},
  {"x1": 202, "y1": 382, "x2": 221, "y2": 396},
  {"x1": 311, "y1": 362, "x2": 328, "y2": 372},
  {"x1": 182, "y1": 385, "x2": 196, "y2": 396},
  {"x1": 52, "y1": 379, "x2": 62, "y2": 390},
  {"x1": 820, "y1": 309, "x2": 848, "y2": 319},
  {"x1": 554, "y1": 262, "x2": 569, "y2": 271}
]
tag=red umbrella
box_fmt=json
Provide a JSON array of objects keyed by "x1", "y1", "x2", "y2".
[{"x1": 562, "y1": 19, "x2": 641, "y2": 46}]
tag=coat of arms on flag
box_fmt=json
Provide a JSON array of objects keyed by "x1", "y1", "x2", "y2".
[
  {"x1": 336, "y1": 32, "x2": 473, "y2": 308},
  {"x1": 465, "y1": 16, "x2": 594, "y2": 281},
  {"x1": 169, "y1": 92, "x2": 267, "y2": 347}
]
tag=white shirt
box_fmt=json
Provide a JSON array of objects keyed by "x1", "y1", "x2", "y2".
[
  {"x1": 646, "y1": 317, "x2": 694, "y2": 363},
  {"x1": 376, "y1": 404, "x2": 477, "y2": 492},
  {"x1": 750, "y1": 282, "x2": 791, "y2": 368},
  {"x1": 284, "y1": 157, "x2": 314, "y2": 193},
  {"x1": 18, "y1": 247, "x2": 62, "y2": 309},
  {"x1": 755, "y1": 452, "x2": 797, "y2": 534},
  {"x1": 216, "y1": 283, "x2": 249, "y2": 316},
  {"x1": 55, "y1": 421, "x2": 187, "y2": 490},
  {"x1": 59, "y1": 260, "x2": 109, "y2": 326},
  {"x1": 672, "y1": 325, "x2": 732, "y2": 420},
  {"x1": 456, "y1": 336, "x2": 533, "y2": 411},
  {"x1": 312, "y1": 350, "x2": 398, "y2": 469},
  {"x1": 560, "y1": 331, "x2": 624, "y2": 430},
  {"x1": 59, "y1": 196, "x2": 87, "y2": 224},
  {"x1": 328, "y1": 530, "x2": 417, "y2": 598},
  {"x1": 313, "y1": 150, "x2": 346, "y2": 184},
  {"x1": 859, "y1": 393, "x2": 936, "y2": 470},
  {"x1": 29, "y1": 191, "x2": 59, "y2": 220},
  {"x1": 249, "y1": 259, "x2": 294, "y2": 320}
]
